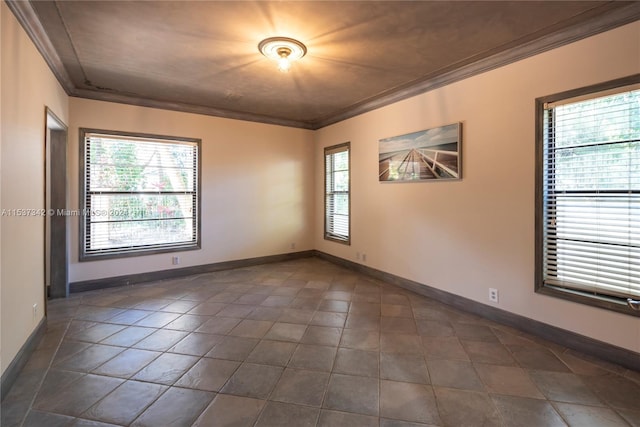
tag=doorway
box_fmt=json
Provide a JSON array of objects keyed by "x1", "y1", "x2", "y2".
[{"x1": 45, "y1": 108, "x2": 68, "y2": 301}]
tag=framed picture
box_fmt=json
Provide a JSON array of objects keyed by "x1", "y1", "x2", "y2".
[{"x1": 379, "y1": 122, "x2": 462, "y2": 182}]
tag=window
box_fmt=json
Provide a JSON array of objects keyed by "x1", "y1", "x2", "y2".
[
  {"x1": 80, "y1": 129, "x2": 200, "y2": 260},
  {"x1": 325, "y1": 143, "x2": 350, "y2": 244},
  {"x1": 535, "y1": 76, "x2": 639, "y2": 315}
]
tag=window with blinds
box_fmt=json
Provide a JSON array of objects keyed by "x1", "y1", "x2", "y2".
[
  {"x1": 80, "y1": 129, "x2": 200, "y2": 260},
  {"x1": 536, "y1": 77, "x2": 639, "y2": 315},
  {"x1": 325, "y1": 143, "x2": 350, "y2": 244}
]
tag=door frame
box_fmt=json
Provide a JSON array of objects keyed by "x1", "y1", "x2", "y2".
[{"x1": 45, "y1": 107, "x2": 68, "y2": 301}]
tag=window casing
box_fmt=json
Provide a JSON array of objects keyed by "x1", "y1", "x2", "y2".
[
  {"x1": 80, "y1": 129, "x2": 200, "y2": 260},
  {"x1": 325, "y1": 143, "x2": 350, "y2": 244},
  {"x1": 535, "y1": 76, "x2": 639, "y2": 316}
]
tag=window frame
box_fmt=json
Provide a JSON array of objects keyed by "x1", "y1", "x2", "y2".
[
  {"x1": 324, "y1": 142, "x2": 351, "y2": 245},
  {"x1": 534, "y1": 75, "x2": 640, "y2": 316},
  {"x1": 79, "y1": 128, "x2": 201, "y2": 261}
]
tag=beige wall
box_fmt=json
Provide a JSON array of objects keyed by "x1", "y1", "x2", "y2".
[
  {"x1": 1, "y1": 2, "x2": 69, "y2": 374},
  {"x1": 2, "y1": 0, "x2": 638, "y2": 377},
  {"x1": 68, "y1": 99, "x2": 315, "y2": 282},
  {"x1": 315, "y1": 22, "x2": 640, "y2": 353}
]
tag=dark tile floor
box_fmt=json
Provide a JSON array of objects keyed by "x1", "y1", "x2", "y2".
[{"x1": 2, "y1": 257, "x2": 639, "y2": 427}]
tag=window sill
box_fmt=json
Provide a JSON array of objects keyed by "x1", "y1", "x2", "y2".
[
  {"x1": 324, "y1": 235, "x2": 350, "y2": 246},
  {"x1": 80, "y1": 243, "x2": 200, "y2": 262},
  {"x1": 535, "y1": 284, "x2": 640, "y2": 318}
]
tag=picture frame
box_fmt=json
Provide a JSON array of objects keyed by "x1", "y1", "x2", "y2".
[{"x1": 378, "y1": 122, "x2": 462, "y2": 182}]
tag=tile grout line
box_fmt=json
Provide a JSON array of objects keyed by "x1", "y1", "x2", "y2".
[
  {"x1": 18, "y1": 317, "x2": 74, "y2": 427},
  {"x1": 13, "y1": 258, "x2": 640, "y2": 426}
]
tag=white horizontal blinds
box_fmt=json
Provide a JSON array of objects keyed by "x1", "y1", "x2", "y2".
[
  {"x1": 84, "y1": 133, "x2": 198, "y2": 255},
  {"x1": 325, "y1": 144, "x2": 350, "y2": 241},
  {"x1": 543, "y1": 86, "x2": 640, "y2": 299}
]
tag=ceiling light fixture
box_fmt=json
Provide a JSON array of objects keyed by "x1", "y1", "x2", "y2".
[{"x1": 258, "y1": 37, "x2": 307, "y2": 72}]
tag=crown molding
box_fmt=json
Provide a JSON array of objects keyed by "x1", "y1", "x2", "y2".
[
  {"x1": 7, "y1": 0, "x2": 640, "y2": 131},
  {"x1": 5, "y1": 0, "x2": 75, "y2": 94},
  {"x1": 70, "y1": 89, "x2": 316, "y2": 130},
  {"x1": 311, "y1": 2, "x2": 640, "y2": 129},
  {"x1": 5, "y1": 0, "x2": 314, "y2": 129}
]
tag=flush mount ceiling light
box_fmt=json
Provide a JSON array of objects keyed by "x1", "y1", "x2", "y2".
[{"x1": 258, "y1": 37, "x2": 307, "y2": 72}]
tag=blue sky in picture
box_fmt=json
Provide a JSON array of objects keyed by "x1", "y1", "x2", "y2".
[{"x1": 379, "y1": 123, "x2": 459, "y2": 155}]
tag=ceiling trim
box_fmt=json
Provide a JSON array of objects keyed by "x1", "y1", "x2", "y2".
[
  {"x1": 7, "y1": 1, "x2": 640, "y2": 131},
  {"x1": 70, "y1": 89, "x2": 317, "y2": 130},
  {"x1": 313, "y1": 2, "x2": 640, "y2": 129},
  {"x1": 5, "y1": 0, "x2": 75, "y2": 94}
]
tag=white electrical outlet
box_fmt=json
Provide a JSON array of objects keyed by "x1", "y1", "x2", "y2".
[
  {"x1": 489, "y1": 288, "x2": 499, "y2": 303},
  {"x1": 172, "y1": 256, "x2": 179, "y2": 265},
  {"x1": 362, "y1": 253, "x2": 367, "y2": 262},
  {"x1": 32, "y1": 303, "x2": 38, "y2": 319},
  {"x1": 290, "y1": 242, "x2": 296, "y2": 250}
]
